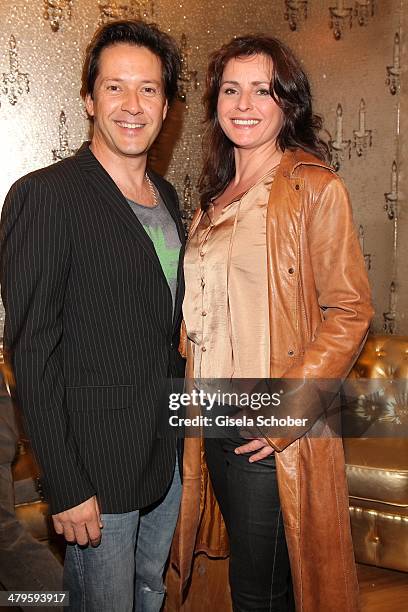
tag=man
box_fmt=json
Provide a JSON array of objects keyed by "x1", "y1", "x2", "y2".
[{"x1": 0, "y1": 20, "x2": 185, "y2": 612}]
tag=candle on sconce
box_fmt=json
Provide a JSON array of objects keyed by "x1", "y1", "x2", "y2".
[
  {"x1": 391, "y1": 161, "x2": 397, "y2": 195},
  {"x1": 336, "y1": 104, "x2": 343, "y2": 143},
  {"x1": 358, "y1": 99, "x2": 366, "y2": 134},
  {"x1": 393, "y1": 33, "x2": 400, "y2": 70},
  {"x1": 358, "y1": 225, "x2": 365, "y2": 252},
  {"x1": 390, "y1": 281, "x2": 396, "y2": 311},
  {"x1": 9, "y1": 36, "x2": 18, "y2": 73}
]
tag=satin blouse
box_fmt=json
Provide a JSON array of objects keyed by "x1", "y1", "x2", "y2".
[{"x1": 183, "y1": 170, "x2": 276, "y2": 380}]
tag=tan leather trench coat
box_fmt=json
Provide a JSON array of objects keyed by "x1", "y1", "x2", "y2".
[{"x1": 172, "y1": 148, "x2": 374, "y2": 611}]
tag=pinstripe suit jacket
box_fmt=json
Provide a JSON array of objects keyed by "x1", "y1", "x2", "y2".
[{"x1": 0, "y1": 142, "x2": 186, "y2": 515}]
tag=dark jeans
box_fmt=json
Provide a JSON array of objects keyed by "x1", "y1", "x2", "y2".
[{"x1": 205, "y1": 437, "x2": 294, "y2": 612}]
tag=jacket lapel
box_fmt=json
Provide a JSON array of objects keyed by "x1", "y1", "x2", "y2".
[
  {"x1": 148, "y1": 170, "x2": 186, "y2": 245},
  {"x1": 75, "y1": 143, "x2": 164, "y2": 277},
  {"x1": 75, "y1": 142, "x2": 186, "y2": 334},
  {"x1": 147, "y1": 170, "x2": 186, "y2": 332}
]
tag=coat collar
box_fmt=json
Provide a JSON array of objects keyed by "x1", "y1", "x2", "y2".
[{"x1": 277, "y1": 148, "x2": 334, "y2": 179}]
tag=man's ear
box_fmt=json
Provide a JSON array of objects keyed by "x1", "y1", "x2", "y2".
[{"x1": 85, "y1": 94, "x2": 95, "y2": 118}]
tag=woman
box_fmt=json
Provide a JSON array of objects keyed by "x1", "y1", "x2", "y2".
[{"x1": 176, "y1": 35, "x2": 373, "y2": 612}]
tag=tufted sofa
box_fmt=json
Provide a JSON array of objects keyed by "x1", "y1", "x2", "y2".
[
  {"x1": 0, "y1": 362, "x2": 54, "y2": 547},
  {"x1": 343, "y1": 335, "x2": 408, "y2": 572}
]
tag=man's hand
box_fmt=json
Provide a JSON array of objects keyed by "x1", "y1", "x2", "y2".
[
  {"x1": 52, "y1": 496, "x2": 103, "y2": 546},
  {"x1": 234, "y1": 437, "x2": 275, "y2": 463}
]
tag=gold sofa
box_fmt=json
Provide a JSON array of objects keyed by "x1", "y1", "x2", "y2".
[
  {"x1": 0, "y1": 363, "x2": 53, "y2": 546},
  {"x1": 343, "y1": 335, "x2": 408, "y2": 572},
  {"x1": 12, "y1": 441, "x2": 51, "y2": 545}
]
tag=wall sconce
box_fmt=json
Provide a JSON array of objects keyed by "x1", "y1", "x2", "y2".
[
  {"x1": 284, "y1": 0, "x2": 308, "y2": 31},
  {"x1": 52, "y1": 111, "x2": 76, "y2": 161},
  {"x1": 383, "y1": 281, "x2": 397, "y2": 334},
  {"x1": 384, "y1": 160, "x2": 398, "y2": 220},
  {"x1": 329, "y1": 104, "x2": 351, "y2": 171},
  {"x1": 2, "y1": 35, "x2": 29, "y2": 106},
  {"x1": 358, "y1": 225, "x2": 371, "y2": 271},
  {"x1": 98, "y1": 0, "x2": 155, "y2": 23},
  {"x1": 353, "y1": 98, "x2": 372, "y2": 157},
  {"x1": 43, "y1": 0, "x2": 73, "y2": 32},
  {"x1": 354, "y1": 0, "x2": 375, "y2": 26},
  {"x1": 386, "y1": 33, "x2": 400, "y2": 95},
  {"x1": 178, "y1": 34, "x2": 198, "y2": 105},
  {"x1": 329, "y1": 0, "x2": 353, "y2": 40}
]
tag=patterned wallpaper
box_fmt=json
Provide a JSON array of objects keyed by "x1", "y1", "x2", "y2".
[{"x1": 0, "y1": 0, "x2": 406, "y2": 334}]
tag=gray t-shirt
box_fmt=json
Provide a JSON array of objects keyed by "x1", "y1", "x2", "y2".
[{"x1": 127, "y1": 194, "x2": 181, "y2": 310}]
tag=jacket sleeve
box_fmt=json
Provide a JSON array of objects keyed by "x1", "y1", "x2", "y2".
[
  {"x1": 267, "y1": 175, "x2": 374, "y2": 452},
  {"x1": 0, "y1": 176, "x2": 96, "y2": 513}
]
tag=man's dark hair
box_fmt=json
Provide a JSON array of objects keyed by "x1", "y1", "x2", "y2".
[{"x1": 81, "y1": 20, "x2": 181, "y2": 103}]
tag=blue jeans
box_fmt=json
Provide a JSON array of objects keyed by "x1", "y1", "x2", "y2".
[{"x1": 64, "y1": 457, "x2": 181, "y2": 612}]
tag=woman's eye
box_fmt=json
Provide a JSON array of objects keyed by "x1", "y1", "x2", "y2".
[
  {"x1": 107, "y1": 85, "x2": 120, "y2": 92},
  {"x1": 257, "y1": 88, "x2": 270, "y2": 96},
  {"x1": 224, "y1": 88, "x2": 237, "y2": 95},
  {"x1": 142, "y1": 86, "x2": 157, "y2": 95}
]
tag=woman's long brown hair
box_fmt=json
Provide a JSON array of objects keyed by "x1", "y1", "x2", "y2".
[{"x1": 198, "y1": 35, "x2": 330, "y2": 210}]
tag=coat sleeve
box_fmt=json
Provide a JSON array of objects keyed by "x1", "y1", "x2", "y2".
[
  {"x1": 0, "y1": 175, "x2": 96, "y2": 513},
  {"x1": 267, "y1": 175, "x2": 374, "y2": 452}
]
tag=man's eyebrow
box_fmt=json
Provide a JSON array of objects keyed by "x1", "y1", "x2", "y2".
[
  {"x1": 139, "y1": 79, "x2": 162, "y2": 85},
  {"x1": 100, "y1": 77, "x2": 125, "y2": 82},
  {"x1": 100, "y1": 77, "x2": 162, "y2": 85}
]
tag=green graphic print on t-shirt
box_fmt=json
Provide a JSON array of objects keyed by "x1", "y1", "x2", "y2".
[
  {"x1": 127, "y1": 194, "x2": 181, "y2": 310},
  {"x1": 143, "y1": 224, "x2": 180, "y2": 286}
]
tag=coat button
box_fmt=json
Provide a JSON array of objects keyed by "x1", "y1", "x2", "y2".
[
  {"x1": 288, "y1": 350, "x2": 294, "y2": 356},
  {"x1": 288, "y1": 267, "x2": 295, "y2": 274},
  {"x1": 295, "y1": 184, "x2": 300, "y2": 190},
  {"x1": 201, "y1": 346, "x2": 207, "y2": 352},
  {"x1": 201, "y1": 311, "x2": 207, "y2": 316}
]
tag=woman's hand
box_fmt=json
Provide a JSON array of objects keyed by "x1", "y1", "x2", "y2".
[{"x1": 234, "y1": 437, "x2": 274, "y2": 462}]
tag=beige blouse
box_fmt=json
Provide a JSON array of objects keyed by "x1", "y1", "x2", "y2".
[{"x1": 183, "y1": 170, "x2": 276, "y2": 380}]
